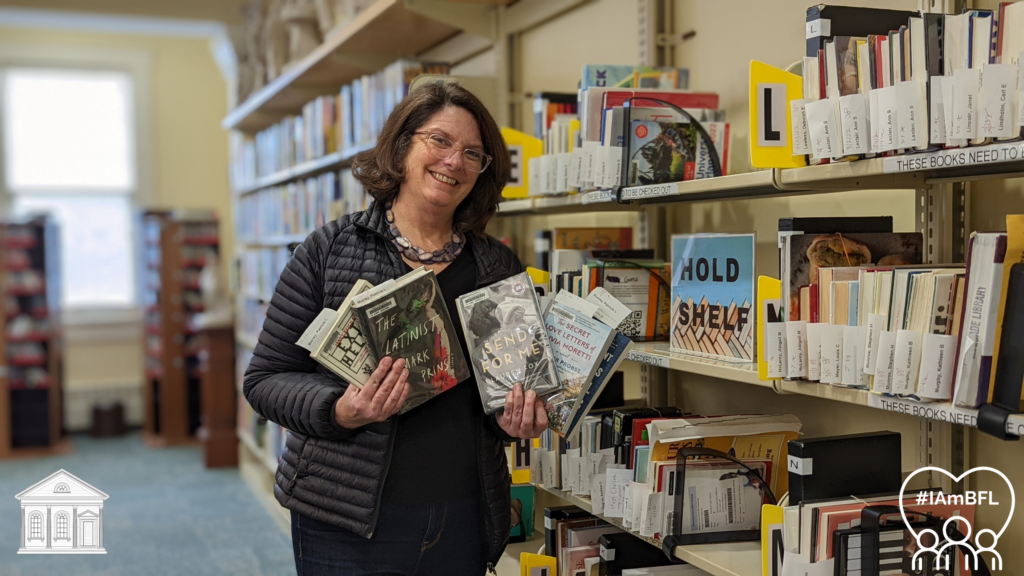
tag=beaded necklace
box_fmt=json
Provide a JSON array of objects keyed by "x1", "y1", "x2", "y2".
[{"x1": 384, "y1": 201, "x2": 465, "y2": 264}]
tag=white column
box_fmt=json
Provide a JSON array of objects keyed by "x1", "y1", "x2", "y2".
[
  {"x1": 20, "y1": 507, "x2": 25, "y2": 549},
  {"x1": 98, "y1": 507, "x2": 103, "y2": 548},
  {"x1": 46, "y1": 506, "x2": 51, "y2": 549},
  {"x1": 73, "y1": 506, "x2": 78, "y2": 548}
]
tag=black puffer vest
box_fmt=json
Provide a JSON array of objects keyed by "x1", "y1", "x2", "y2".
[{"x1": 243, "y1": 200, "x2": 521, "y2": 568}]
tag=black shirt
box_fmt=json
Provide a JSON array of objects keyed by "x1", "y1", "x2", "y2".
[{"x1": 382, "y1": 244, "x2": 483, "y2": 505}]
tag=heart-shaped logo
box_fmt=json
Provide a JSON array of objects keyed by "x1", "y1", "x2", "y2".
[{"x1": 899, "y1": 466, "x2": 1015, "y2": 571}]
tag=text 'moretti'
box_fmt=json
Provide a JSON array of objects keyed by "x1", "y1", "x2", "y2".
[{"x1": 670, "y1": 233, "x2": 756, "y2": 361}]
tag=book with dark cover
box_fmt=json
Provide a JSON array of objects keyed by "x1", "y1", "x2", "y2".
[
  {"x1": 777, "y1": 216, "x2": 893, "y2": 234},
  {"x1": 351, "y1": 268, "x2": 469, "y2": 414},
  {"x1": 456, "y1": 272, "x2": 561, "y2": 414},
  {"x1": 544, "y1": 505, "x2": 590, "y2": 563},
  {"x1": 627, "y1": 120, "x2": 727, "y2": 186},
  {"x1": 598, "y1": 532, "x2": 674, "y2": 575},
  {"x1": 787, "y1": 431, "x2": 901, "y2": 506},
  {"x1": 805, "y1": 5, "x2": 920, "y2": 58}
]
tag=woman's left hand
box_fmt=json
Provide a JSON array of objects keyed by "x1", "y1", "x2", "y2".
[{"x1": 497, "y1": 383, "x2": 548, "y2": 439}]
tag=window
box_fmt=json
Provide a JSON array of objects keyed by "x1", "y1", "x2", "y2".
[
  {"x1": 56, "y1": 512, "x2": 68, "y2": 539},
  {"x1": 29, "y1": 512, "x2": 42, "y2": 539},
  {"x1": 3, "y1": 67, "x2": 137, "y2": 310},
  {"x1": 53, "y1": 483, "x2": 70, "y2": 493}
]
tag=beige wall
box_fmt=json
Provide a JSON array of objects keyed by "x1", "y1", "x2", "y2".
[
  {"x1": 0, "y1": 27, "x2": 232, "y2": 413},
  {"x1": 508, "y1": 0, "x2": 1024, "y2": 571}
]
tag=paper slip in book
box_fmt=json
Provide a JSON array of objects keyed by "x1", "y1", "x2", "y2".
[
  {"x1": 349, "y1": 267, "x2": 469, "y2": 413},
  {"x1": 456, "y1": 272, "x2": 561, "y2": 414},
  {"x1": 543, "y1": 294, "x2": 615, "y2": 436}
]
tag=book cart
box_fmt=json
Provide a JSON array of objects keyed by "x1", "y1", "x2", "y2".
[
  {"x1": 222, "y1": 0, "x2": 1024, "y2": 572},
  {"x1": 140, "y1": 211, "x2": 220, "y2": 447},
  {"x1": 0, "y1": 216, "x2": 65, "y2": 459}
]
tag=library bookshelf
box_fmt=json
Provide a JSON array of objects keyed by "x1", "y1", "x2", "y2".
[
  {"x1": 0, "y1": 216, "x2": 66, "y2": 459},
  {"x1": 221, "y1": 1, "x2": 1024, "y2": 573},
  {"x1": 140, "y1": 211, "x2": 220, "y2": 447}
]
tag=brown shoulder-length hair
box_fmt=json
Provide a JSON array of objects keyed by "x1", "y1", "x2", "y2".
[{"x1": 351, "y1": 79, "x2": 509, "y2": 237}]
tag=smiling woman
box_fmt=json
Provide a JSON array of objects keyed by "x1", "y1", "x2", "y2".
[
  {"x1": 352, "y1": 79, "x2": 509, "y2": 242},
  {"x1": 243, "y1": 79, "x2": 548, "y2": 576}
]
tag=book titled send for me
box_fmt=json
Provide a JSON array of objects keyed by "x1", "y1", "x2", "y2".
[{"x1": 670, "y1": 233, "x2": 755, "y2": 362}]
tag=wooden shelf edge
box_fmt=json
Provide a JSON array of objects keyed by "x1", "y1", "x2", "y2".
[
  {"x1": 223, "y1": 0, "x2": 460, "y2": 133},
  {"x1": 234, "y1": 141, "x2": 374, "y2": 195}
]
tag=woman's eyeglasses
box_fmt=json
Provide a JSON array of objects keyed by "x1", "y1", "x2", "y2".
[{"x1": 415, "y1": 131, "x2": 492, "y2": 173}]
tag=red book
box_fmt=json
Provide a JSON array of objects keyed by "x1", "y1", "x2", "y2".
[
  {"x1": 809, "y1": 283, "x2": 820, "y2": 324},
  {"x1": 602, "y1": 90, "x2": 719, "y2": 112}
]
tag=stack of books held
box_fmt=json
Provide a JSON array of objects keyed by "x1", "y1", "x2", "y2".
[
  {"x1": 502, "y1": 63, "x2": 731, "y2": 200},
  {"x1": 295, "y1": 268, "x2": 635, "y2": 424},
  {"x1": 533, "y1": 412, "x2": 802, "y2": 555},
  {"x1": 760, "y1": 214, "x2": 1024, "y2": 412},
  {"x1": 793, "y1": 4, "x2": 1024, "y2": 164}
]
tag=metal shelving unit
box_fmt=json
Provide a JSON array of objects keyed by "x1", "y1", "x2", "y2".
[{"x1": 533, "y1": 482, "x2": 762, "y2": 576}]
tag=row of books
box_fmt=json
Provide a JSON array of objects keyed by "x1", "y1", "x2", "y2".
[
  {"x1": 239, "y1": 247, "x2": 290, "y2": 302},
  {"x1": 535, "y1": 413, "x2": 801, "y2": 560},
  {"x1": 236, "y1": 171, "x2": 339, "y2": 241},
  {"x1": 794, "y1": 4, "x2": 1024, "y2": 162},
  {"x1": 546, "y1": 248, "x2": 670, "y2": 343},
  {"x1": 525, "y1": 505, "x2": 702, "y2": 576},
  {"x1": 236, "y1": 347, "x2": 288, "y2": 463},
  {"x1": 4, "y1": 295, "x2": 45, "y2": 319},
  {"x1": 5, "y1": 270, "x2": 44, "y2": 295},
  {"x1": 760, "y1": 214, "x2": 1024, "y2": 411},
  {"x1": 504, "y1": 64, "x2": 739, "y2": 199},
  {"x1": 7, "y1": 366, "x2": 48, "y2": 390},
  {"x1": 766, "y1": 430, "x2": 988, "y2": 573},
  {"x1": 6, "y1": 315, "x2": 49, "y2": 341},
  {"x1": 236, "y1": 391, "x2": 287, "y2": 465},
  {"x1": 238, "y1": 299, "x2": 268, "y2": 342},
  {"x1": 514, "y1": 95, "x2": 730, "y2": 198},
  {"x1": 231, "y1": 60, "x2": 449, "y2": 190}
]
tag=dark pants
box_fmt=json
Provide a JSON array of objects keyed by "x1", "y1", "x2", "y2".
[{"x1": 291, "y1": 496, "x2": 488, "y2": 576}]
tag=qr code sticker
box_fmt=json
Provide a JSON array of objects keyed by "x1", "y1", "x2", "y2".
[{"x1": 616, "y1": 310, "x2": 643, "y2": 338}]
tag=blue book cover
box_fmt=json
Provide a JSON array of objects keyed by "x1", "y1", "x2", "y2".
[
  {"x1": 563, "y1": 332, "x2": 632, "y2": 439},
  {"x1": 543, "y1": 302, "x2": 614, "y2": 435},
  {"x1": 670, "y1": 234, "x2": 756, "y2": 361}
]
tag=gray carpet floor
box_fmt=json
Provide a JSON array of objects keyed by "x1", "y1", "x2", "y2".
[{"x1": 0, "y1": 433, "x2": 294, "y2": 576}]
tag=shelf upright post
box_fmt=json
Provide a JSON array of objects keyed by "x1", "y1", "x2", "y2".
[
  {"x1": 633, "y1": 0, "x2": 674, "y2": 410},
  {"x1": 0, "y1": 224, "x2": 9, "y2": 458},
  {"x1": 916, "y1": 182, "x2": 967, "y2": 493}
]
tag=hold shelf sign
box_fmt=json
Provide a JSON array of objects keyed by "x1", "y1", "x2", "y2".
[{"x1": 882, "y1": 140, "x2": 1024, "y2": 173}]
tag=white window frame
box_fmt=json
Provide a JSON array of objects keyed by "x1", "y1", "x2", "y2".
[{"x1": 0, "y1": 42, "x2": 153, "y2": 329}]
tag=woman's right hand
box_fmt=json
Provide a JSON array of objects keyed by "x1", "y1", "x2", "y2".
[{"x1": 334, "y1": 357, "x2": 410, "y2": 429}]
